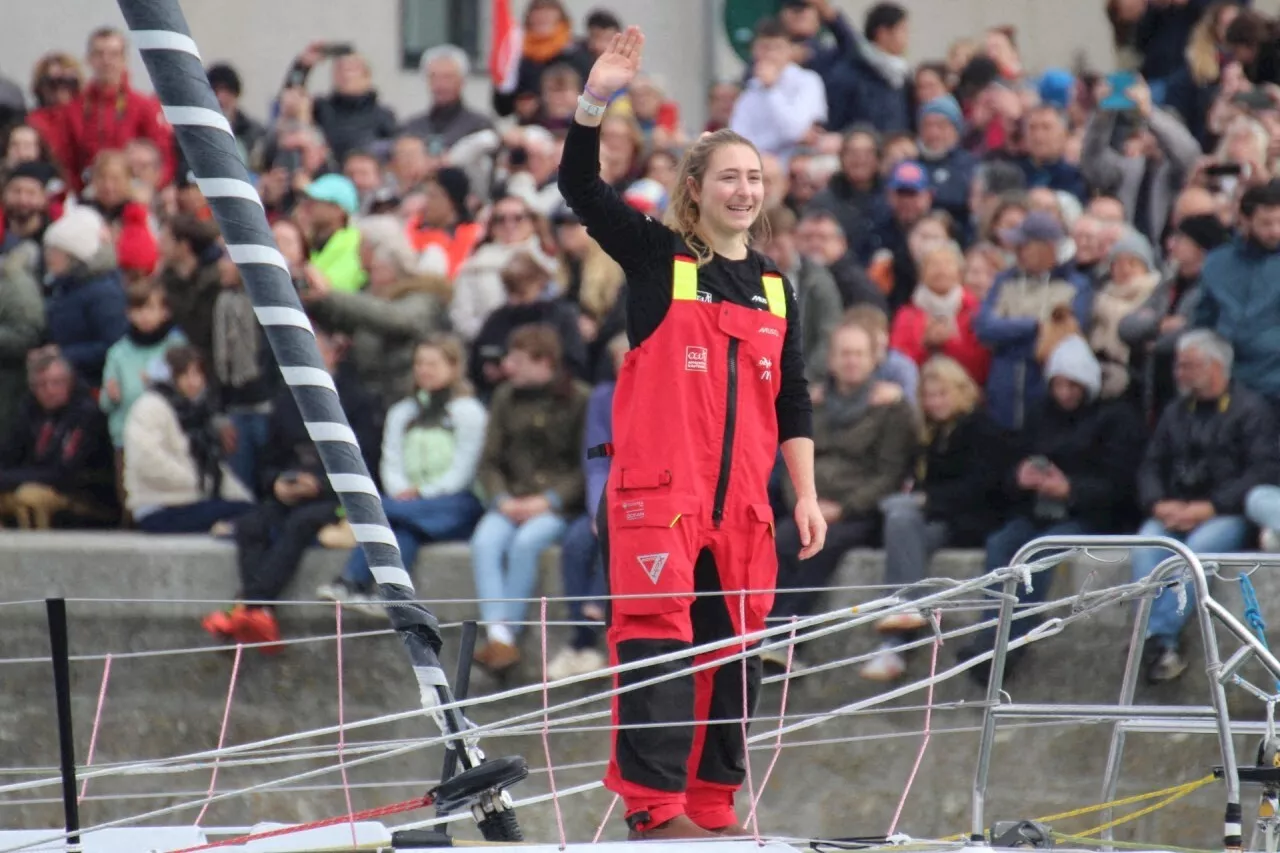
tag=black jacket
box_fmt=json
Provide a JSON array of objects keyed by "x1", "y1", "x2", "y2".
[
  {"x1": 470, "y1": 299, "x2": 588, "y2": 400},
  {"x1": 257, "y1": 364, "x2": 382, "y2": 498},
  {"x1": 919, "y1": 410, "x2": 1008, "y2": 544},
  {"x1": 1008, "y1": 396, "x2": 1146, "y2": 532},
  {"x1": 0, "y1": 382, "x2": 115, "y2": 510},
  {"x1": 1137, "y1": 383, "x2": 1279, "y2": 515},
  {"x1": 313, "y1": 91, "x2": 398, "y2": 162}
]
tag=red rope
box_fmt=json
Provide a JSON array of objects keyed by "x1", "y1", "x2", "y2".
[
  {"x1": 166, "y1": 793, "x2": 435, "y2": 853},
  {"x1": 195, "y1": 642, "x2": 243, "y2": 826},
  {"x1": 79, "y1": 653, "x2": 113, "y2": 803},
  {"x1": 335, "y1": 602, "x2": 357, "y2": 849},
  {"x1": 746, "y1": 617, "x2": 797, "y2": 827},
  {"x1": 886, "y1": 609, "x2": 943, "y2": 838},
  {"x1": 539, "y1": 596, "x2": 567, "y2": 850},
  {"x1": 738, "y1": 593, "x2": 761, "y2": 844}
]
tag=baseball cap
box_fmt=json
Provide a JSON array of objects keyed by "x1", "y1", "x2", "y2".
[
  {"x1": 1000, "y1": 210, "x2": 1066, "y2": 246},
  {"x1": 887, "y1": 160, "x2": 930, "y2": 193},
  {"x1": 304, "y1": 174, "x2": 359, "y2": 215}
]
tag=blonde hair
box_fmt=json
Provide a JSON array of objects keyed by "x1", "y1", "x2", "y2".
[
  {"x1": 663, "y1": 129, "x2": 771, "y2": 266},
  {"x1": 1186, "y1": 2, "x2": 1233, "y2": 86},
  {"x1": 557, "y1": 235, "x2": 624, "y2": 321},
  {"x1": 919, "y1": 355, "x2": 980, "y2": 442},
  {"x1": 416, "y1": 333, "x2": 473, "y2": 399},
  {"x1": 920, "y1": 241, "x2": 965, "y2": 277}
]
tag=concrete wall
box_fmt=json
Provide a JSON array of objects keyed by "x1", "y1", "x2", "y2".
[
  {"x1": 11, "y1": 0, "x2": 1280, "y2": 138},
  {"x1": 4, "y1": 531, "x2": 1280, "y2": 846}
]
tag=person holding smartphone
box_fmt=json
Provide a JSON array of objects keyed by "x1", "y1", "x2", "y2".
[
  {"x1": 956, "y1": 335, "x2": 1144, "y2": 682},
  {"x1": 280, "y1": 40, "x2": 397, "y2": 162}
]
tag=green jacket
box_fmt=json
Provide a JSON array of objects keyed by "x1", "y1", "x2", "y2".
[
  {"x1": 311, "y1": 226, "x2": 366, "y2": 294},
  {"x1": 0, "y1": 246, "x2": 46, "y2": 440},
  {"x1": 785, "y1": 394, "x2": 919, "y2": 519},
  {"x1": 307, "y1": 275, "x2": 450, "y2": 407},
  {"x1": 477, "y1": 379, "x2": 590, "y2": 515}
]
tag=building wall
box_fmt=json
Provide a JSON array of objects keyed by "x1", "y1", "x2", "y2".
[{"x1": 7, "y1": 0, "x2": 1280, "y2": 136}]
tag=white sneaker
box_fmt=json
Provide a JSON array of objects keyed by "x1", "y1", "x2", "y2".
[
  {"x1": 876, "y1": 609, "x2": 927, "y2": 634},
  {"x1": 345, "y1": 591, "x2": 387, "y2": 619},
  {"x1": 316, "y1": 580, "x2": 355, "y2": 603},
  {"x1": 1262, "y1": 528, "x2": 1280, "y2": 552},
  {"x1": 859, "y1": 647, "x2": 906, "y2": 682},
  {"x1": 546, "y1": 647, "x2": 608, "y2": 681}
]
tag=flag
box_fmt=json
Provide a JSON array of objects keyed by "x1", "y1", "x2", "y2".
[{"x1": 490, "y1": 0, "x2": 522, "y2": 94}]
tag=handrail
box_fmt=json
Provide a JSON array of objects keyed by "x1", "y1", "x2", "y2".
[{"x1": 968, "y1": 535, "x2": 1252, "y2": 852}]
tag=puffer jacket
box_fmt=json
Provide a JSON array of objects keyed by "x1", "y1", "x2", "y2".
[{"x1": 44, "y1": 245, "x2": 127, "y2": 384}]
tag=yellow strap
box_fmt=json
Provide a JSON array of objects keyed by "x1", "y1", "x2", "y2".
[
  {"x1": 763, "y1": 274, "x2": 787, "y2": 318},
  {"x1": 673, "y1": 257, "x2": 698, "y2": 301}
]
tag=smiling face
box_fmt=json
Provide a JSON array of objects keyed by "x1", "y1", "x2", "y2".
[{"x1": 690, "y1": 142, "x2": 765, "y2": 240}]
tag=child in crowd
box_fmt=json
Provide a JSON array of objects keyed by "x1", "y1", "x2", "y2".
[{"x1": 100, "y1": 278, "x2": 186, "y2": 508}]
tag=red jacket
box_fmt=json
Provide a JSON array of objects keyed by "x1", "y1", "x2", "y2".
[
  {"x1": 37, "y1": 73, "x2": 174, "y2": 192},
  {"x1": 890, "y1": 289, "x2": 992, "y2": 386}
]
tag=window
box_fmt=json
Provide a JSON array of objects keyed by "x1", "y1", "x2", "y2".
[{"x1": 400, "y1": 0, "x2": 480, "y2": 71}]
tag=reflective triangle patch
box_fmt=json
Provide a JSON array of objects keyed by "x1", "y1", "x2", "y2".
[{"x1": 637, "y1": 553, "x2": 669, "y2": 584}]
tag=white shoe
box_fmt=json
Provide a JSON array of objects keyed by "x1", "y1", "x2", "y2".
[
  {"x1": 316, "y1": 580, "x2": 354, "y2": 603},
  {"x1": 546, "y1": 647, "x2": 608, "y2": 681},
  {"x1": 876, "y1": 609, "x2": 927, "y2": 634},
  {"x1": 1262, "y1": 528, "x2": 1280, "y2": 552},
  {"x1": 345, "y1": 591, "x2": 387, "y2": 618},
  {"x1": 860, "y1": 647, "x2": 906, "y2": 682}
]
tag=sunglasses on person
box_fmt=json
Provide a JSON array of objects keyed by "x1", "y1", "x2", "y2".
[{"x1": 41, "y1": 75, "x2": 79, "y2": 92}]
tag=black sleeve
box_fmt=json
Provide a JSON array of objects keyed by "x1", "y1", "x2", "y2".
[
  {"x1": 1137, "y1": 405, "x2": 1175, "y2": 512},
  {"x1": 777, "y1": 274, "x2": 813, "y2": 442},
  {"x1": 1212, "y1": 399, "x2": 1280, "y2": 515},
  {"x1": 557, "y1": 120, "x2": 671, "y2": 277}
]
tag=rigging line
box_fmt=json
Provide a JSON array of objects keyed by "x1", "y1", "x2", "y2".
[
  {"x1": 0, "y1": 737, "x2": 436, "y2": 853},
  {"x1": 77, "y1": 654, "x2": 112, "y2": 804},
  {"x1": 538, "y1": 597, "x2": 566, "y2": 851},
  {"x1": 0, "y1": 586, "x2": 1055, "y2": 798},
  {"x1": 0, "y1": 592, "x2": 891, "y2": 797},
  {"x1": 193, "y1": 643, "x2": 242, "y2": 827},
  {"x1": 335, "y1": 602, "x2": 358, "y2": 850}
]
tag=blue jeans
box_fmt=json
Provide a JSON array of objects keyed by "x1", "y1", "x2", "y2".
[
  {"x1": 343, "y1": 491, "x2": 484, "y2": 588},
  {"x1": 470, "y1": 510, "x2": 568, "y2": 634},
  {"x1": 560, "y1": 514, "x2": 605, "y2": 649},
  {"x1": 136, "y1": 499, "x2": 255, "y2": 534},
  {"x1": 980, "y1": 515, "x2": 1089, "y2": 640},
  {"x1": 1246, "y1": 485, "x2": 1280, "y2": 531},
  {"x1": 1130, "y1": 515, "x2": 1249, "y2": 647},
  {"x1": 227, "y1": 411, "x2": 270, "y2": 498}
]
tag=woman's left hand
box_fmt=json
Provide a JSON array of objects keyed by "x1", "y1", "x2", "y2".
[{"x1": 793, "y1": 495, "x2": 828, "y2": 560}]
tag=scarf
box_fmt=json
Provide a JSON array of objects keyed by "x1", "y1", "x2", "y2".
[
  {"x1": 823, "y1": 379, "x2": 873, "y2": 428},
  {"x1": 853, "y1": 29, "x2": 911, "y2": 89},
  {"x1": 409, "y1": 388, "x2": 454, "y2": 432},
  {"x1": 523, "y1": 21, "x2": 573, "y2": 64},
  {"x1": 127, "y1": 319, "x2": 174, "y2": 347},
  {"x1": 212, "y1": 289, "x2": 261, "y2": 390},
  {"x1": 911, "y1": 285, "x2": 964, "y2": 319},
  {"x1": 153, "y1": 381, "x2": 223, "y2": 499}
]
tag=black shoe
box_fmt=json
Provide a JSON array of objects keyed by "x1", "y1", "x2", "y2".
[{"x1": 1141, "y1": 637, "x2": 1188, "y2": 684}]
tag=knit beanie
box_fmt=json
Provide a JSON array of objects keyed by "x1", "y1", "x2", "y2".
[
  {"x1": 1107, "y1": 228, "x2": 1156, "y2": 271},
  {"x1": 115, "y1": 203, "x2": 159, "y2": 275},
  {"x1": 1176, "y1": 214, "x2": 1231, "y2": 253},
  {"x1": 1045, "y1": 335, "x2": 1102, "y2": 400},
  {"x1": 43, "y1": 206, "x2": 105, "y2": 264},
  {"x1": 919, "y1": 94, "x2": 964, "y2": 132}
]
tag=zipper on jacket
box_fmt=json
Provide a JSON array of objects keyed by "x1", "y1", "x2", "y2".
[{"x1": 712, "y1": 338, "x2": 739, "y2": 527}]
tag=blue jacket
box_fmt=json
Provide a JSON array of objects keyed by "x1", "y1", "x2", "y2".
[
  {"x1": 583, "y1": 381, "x2": 614, "y2": 517},
  {"x1": 921, "y1": 146, "x2": 978, "y2": 224},
  {"x1": 45, "y1": 262, "x2": 127, "y2": 385},
  {"x1": 826, "y1": 35, "x2": 910, "y2": 133},
  {"x1": 975, "y1": 264, "x2": 1093, "y2": 431},
  {"x1": 1017, "y1": 156, "x2": 1089, "y2": 203},
  {"x1": 1193, "y1": 239, "x2": 1280, "y2": 399}
]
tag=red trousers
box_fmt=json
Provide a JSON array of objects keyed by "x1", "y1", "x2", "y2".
[{"x1": 599, "y1": 502, "x2": 776, "y2": 832}]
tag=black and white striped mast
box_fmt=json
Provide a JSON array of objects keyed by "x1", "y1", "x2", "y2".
[{"x1": 112, "y1": 0, "x2": 525, "y2": 839}]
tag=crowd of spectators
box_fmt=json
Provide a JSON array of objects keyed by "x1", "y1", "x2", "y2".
[{"x1": 3, "y1": 0, "x2": 1280, "y2": 687}]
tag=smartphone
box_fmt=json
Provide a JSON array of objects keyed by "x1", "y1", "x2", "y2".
[
  {"x1": 272, "y1": 147, "x2": 302, "y2": 174},
  {"x1": 1205, "y1": 162, "x2": 1244, "y2": 178},
  {"x1": 320, "y1": 42, "x2": 354, "y2": 58},
  {"x1": 1028, "y1": 455, "x2": 1052, "y2": 472},
  {"x1": 1100, "y1": 71, "x2": 1138, "y2": 112},
  {"x1": 1232, "y1": 89, "x2": 1275, "y2": 112}
]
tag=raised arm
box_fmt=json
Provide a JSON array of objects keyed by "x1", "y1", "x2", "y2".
[{"x1": 557, "y1": 26, "x2": 669, "y2": 273}]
